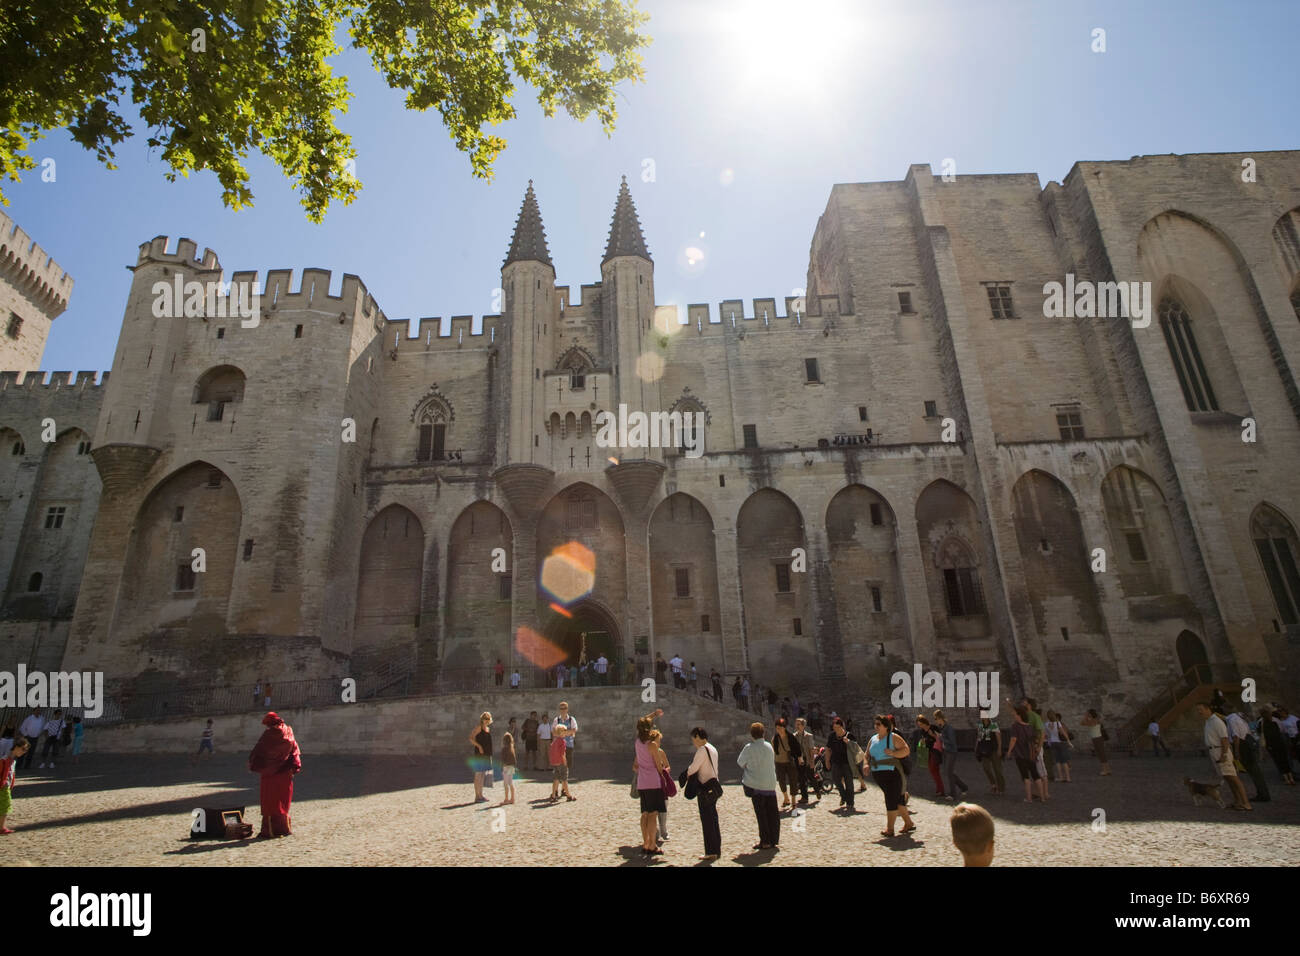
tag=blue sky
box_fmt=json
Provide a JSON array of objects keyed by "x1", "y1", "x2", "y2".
[{"x1": 6, "y1": 0, "x2": 1299, "y2": 373}]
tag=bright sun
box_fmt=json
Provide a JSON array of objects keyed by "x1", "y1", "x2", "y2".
[{"x1": 720, "y1": 0, "x2": 864, "y2": 99}]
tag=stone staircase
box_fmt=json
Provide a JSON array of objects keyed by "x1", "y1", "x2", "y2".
[{"x1": 82, "y1": 682, "x2": 767, "y2": 757}]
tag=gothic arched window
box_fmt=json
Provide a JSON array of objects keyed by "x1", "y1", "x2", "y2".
[
  {"x1": 938, "y1": 536, "x2": 984, "y2": 616},
  {"x1": 1158, "y1": 297, "x2": 1218, "y2": 412},
  {"x1": 1252, "y1": 505, "x2": 1300, "y2": 627}
]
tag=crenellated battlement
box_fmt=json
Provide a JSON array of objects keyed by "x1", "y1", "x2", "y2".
[
  {"x1": 0, "y1": 211, "x2": 75, "y2": 316},
  {"x1": 662, "y1": 295, "x2": 852, "y2": 338},
  {"x1": 136, "y1": 235, "x2": 221, "y2": 271},
  {"x1": 224, "y1": 268, "x2": 379, "y2": 319},
  {"x1": 0, "y1": 369, "x2": 108, "y2": 390},
  {"x1": 383, "y1": 314, "x2": 504, "y2": 352}
]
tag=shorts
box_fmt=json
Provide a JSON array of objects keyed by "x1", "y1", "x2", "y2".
[
  {"x1": 502, "y1": 766, "x2": 515, "y2": 784},
  {"x1": 1015, "y1": 757, "x2": 1040, "y2": 781},
  {"x1": 0, "y1": 788, "x2": 11, "y2": 815},
  {"x1": 470, "y1": 755, "x2": 492, "y2": 774},
  {"x1": 197, "y1": 738, "x2": 213, "y2": 754},
  {"x1": 639, "y1": 788, "x2": 667, "y2": 814},
  {"x1": 1211, "y1": 753, "x2": 1237, "y2": 778},
  {"x1": 874, "y1": 768, "x2": 903, "y2": 811},
  {"x1": 1051, "y1": 741, "x2": 1070, "y2": 764},
  {"x1": 552, "y1": 763, "x2": 569, "y2": 783},
  {"x1": 525, "y1": 738, "x2": 538, "y2": 753}
]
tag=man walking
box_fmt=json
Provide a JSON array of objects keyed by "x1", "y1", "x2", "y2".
[
  {"x1": 39, "y1": 709, "x2": 66, "y2": 769},
  {"x1": 1227, "y1": 708, "x2": 1270, "y2": 803},
  {"x1": 1199, "y1": 702, "x2": 1251, "y2": 811},
  {"x1": 522, "y1": 711, "x2": 540, "y2": 769},
  {"x1": 826, "y1": 718, "x2": 856, "y2": 812},
  {"x1": 793, "y1": 717, "x2": 816, "y2": 805},
  {"x1": 537, "y1": 712, "x2": 552, "y2": 772},
  {"x1": 553, "y1": 702, "x2": 578, "y2": 778},
  {"x1": 17, "y1": 709, "x2": 43, "y2": 771},
  {"x1": 1148, "y1": 719, "x2": 1171, "y2": 757}
]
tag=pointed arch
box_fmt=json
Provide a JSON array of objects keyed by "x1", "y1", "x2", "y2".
[
  {"x1": 1010, "y1": 469, "x2": 1105, "y2": 639},
  {"x1": 355, "y1": 504, "x2": 424, "y2": 639},
  {"x1": 825, "y1": 484, "x2": 906, "y2": 672},
  {"x1": 650, "y1": 493, "x2": 721, "y2": 666},
  {"x1": 1250, "y1": 502, "x2": 1300, "y2": 628},
  {"x1": 737, "y1": 488, "x2": 814, "y2": 678},
  {"x1": 111, "y1": 460, "x2": 243, "y2": 641},
  {"x1": 446, "y1": 501, "x2": 513, "y2": 654},
  {"x1": 915, "y1": 478, "x2": 990, "y2": 640}
]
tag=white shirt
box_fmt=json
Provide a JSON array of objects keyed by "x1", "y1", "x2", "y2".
[
  {"x1": 1203, "y1": 714, "x2": 1229, "y2": 752},
  {"x1": 670, "y1": 656, "x2": 683, "y2": 675},
  {"x1": 1225, "y1": 713, "x2": 1250, "y2": 741},
  {"x1": 510, "y1": 672, "x2": 521, "y2": 687},
  {"x1": 595, "y1": 657, "x2": 608, "y2": 674},
  {"x1": 44, "y1": 717, "x2": 65, "y2": 737},
  {"x1": 1148, "y1": 721, "x2": 1161, "y2": 736},
  {"x1": 538, "y1": 720, "x2": 552, "y2": 741},
  {"x1": 19, "y1": 715, "x2": 44, "y2": 738},
  {"x1": 687, "y1": 742, "x2": 720, "y2": 783}
]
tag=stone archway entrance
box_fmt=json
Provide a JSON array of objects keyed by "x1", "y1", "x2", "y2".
[
  {"x1": 1176, "y1": 630, "x2": 1211, "y2": 683},
  {"x1": 542, "y1": 600, "x2": 622, "y2": 676}
]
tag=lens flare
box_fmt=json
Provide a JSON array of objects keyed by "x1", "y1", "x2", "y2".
[
  {"x1": 540, "y1": 541, "x2": 596, "y2": 606},
  {"x1": 718, "y1": 168, "x2": 734, "y2": 186},
  {"x1": 636, "y1": 351, "x2": 665, "y2": 382},
  {"x1": 514, "y1": 625, "x2": 567, "y2": 669}
]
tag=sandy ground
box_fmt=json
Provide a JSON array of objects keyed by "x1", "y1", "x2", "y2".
[{"x1": 4, "y1": 749, "x2": 1297, "y2": 866}]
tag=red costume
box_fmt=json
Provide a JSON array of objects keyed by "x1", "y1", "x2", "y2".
[{"x1": 249, "y1": 712, "x2": 302, "y2": 837}]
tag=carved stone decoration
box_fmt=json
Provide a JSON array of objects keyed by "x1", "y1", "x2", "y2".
[
  {"x1": 410, "y1": 384, "x2": 455, "y2": 424},
  {"x1": 667, "y1": 386, "x2": 712, "y2": 425},
  {"x1": 492, "y1": 464, "x2": 556, "y2": 520},
  {"x1": 605, "y1": 459, "x2": 666, "y2": 517}
]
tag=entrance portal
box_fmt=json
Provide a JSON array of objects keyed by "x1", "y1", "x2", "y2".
[
  {"x1": 1175, "y1": 629, "x2": 1211, "y2": 684},
  {"x1": 542, "y1": 600, "x2": 622, "y2": 670}
]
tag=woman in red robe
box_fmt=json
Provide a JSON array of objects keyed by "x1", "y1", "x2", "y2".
[{"x1": 249, "y1": 712, "x2": 302, "y2": 838}]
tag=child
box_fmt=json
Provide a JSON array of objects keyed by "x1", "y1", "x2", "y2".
[
  {"x1": 650, "y1": 729, "x2": 670, "y2": 842},
  {"x1": 70, "y1": 717, "x2": 84, "y2": 764},
  {"x1": 950, "y1": 802, "x2": 994, "y2": 866},
  {"x1": 501, "y1": 732, "x2": 517, "y2": 805},
  {"x1": 197, "y1": 719, "x2": 214, "y2": 759},
  {"x1": 0, "y1": 737, "x2": 30, "y2": 833},
  {"x1": 0, "y1": 726, "x2": 14, "y2": 760},
  {"x1": 549, "y1": 726, "x2": 574, "y2": 802}
]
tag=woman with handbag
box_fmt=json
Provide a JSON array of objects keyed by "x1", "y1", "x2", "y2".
[
  {"x1": 469, "y1": 712, "x2": 494, "y2": 803},
  {"x1": 1081, "y1": 709, "x2": 1111, "y2": 775},
  {"x1": 914, "y1": 715, "x2": 945, "y2": 797},
  {"x1": 738, "y1": 722, "x2": 780, "y2": 850},
  {"x1": 684, "y1": 726, "x2": 723, "y2": 861},
  {"x1": 771, "y1": 718, "x2": 802, "y2": 810},
  {"x1": 634, "y1": 709, "x2": 668, "y2": 857},
  {"x1": 1046, "y1": 711, "x2": 1073, "y2": 782},
  {"x1": 975, "y1": 714, "x2": 1004, "y2": 794},
  {"x1": 867, "y1": 715, "x2": 915, "y2": 838}
]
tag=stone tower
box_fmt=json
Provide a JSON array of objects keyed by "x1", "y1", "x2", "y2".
[{"x1": 502, "y1": 181, "x2": 556, "y2": 465}]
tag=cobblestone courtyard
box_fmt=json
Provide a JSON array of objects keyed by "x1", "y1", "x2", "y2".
[{"x1": 5, "y1": 750, "x2": 1298, "y2": 866}]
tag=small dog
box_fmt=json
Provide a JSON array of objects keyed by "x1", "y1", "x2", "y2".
[{"x1": 1184, "y1": 777, "x2": 1224, "y2": 808}]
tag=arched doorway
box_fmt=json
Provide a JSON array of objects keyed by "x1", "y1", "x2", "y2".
[
  {"x1": 541, "y1": 599, "x2": 622, "y2": 683},
  {"x1": 1175, "y1": 630, "x2": 1210, "y2": 683}
]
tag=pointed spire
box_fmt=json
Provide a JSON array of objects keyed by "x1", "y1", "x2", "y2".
[
  {"x1": 603, "y1": 175, "x2": 651, "y2": 264},
  {"x1": 503, "y1": 180, "x2": 552, "y2": 268}
]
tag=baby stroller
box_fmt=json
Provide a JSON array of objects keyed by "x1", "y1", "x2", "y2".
[{"x1": 808, "y1": 747, "x2": 836, "y2": 797}]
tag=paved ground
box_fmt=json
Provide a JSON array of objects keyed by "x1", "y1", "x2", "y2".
[{"x1": 5, "y1": 749, "x2": 1298, "y2": 866}]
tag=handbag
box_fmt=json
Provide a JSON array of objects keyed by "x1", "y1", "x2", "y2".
[
  {"x1": 631, "y1": 776, "x2": 641, "y2": 799},
  {"x1": 699, "y1": 747, "x2": 723, "y2": 803},
  {"x1": 682, "y1": 767, "x2": 699, "y2": 800},
  {"x1": 659, "y1": 767, "x2": 677, "y2": 797}
]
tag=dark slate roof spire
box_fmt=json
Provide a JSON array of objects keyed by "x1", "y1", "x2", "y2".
[
  {"x1": 603, "y1": 175, "x2": 651, "y2": 264},
  {"x1": 503, "y1": 180, "x2": 552, "y2": 268}
]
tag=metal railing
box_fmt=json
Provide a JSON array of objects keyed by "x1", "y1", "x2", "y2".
[{"x1": 1116, "y1": 664, "x2": 1214, "y2": 751}]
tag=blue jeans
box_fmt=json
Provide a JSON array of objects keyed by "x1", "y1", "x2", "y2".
[{"x1": 941, "y1": 751, "x2": 967, "y2": 796}]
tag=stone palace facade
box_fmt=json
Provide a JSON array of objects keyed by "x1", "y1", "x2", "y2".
[{"x1": 3, "y1": 150, "x2": 1300, "y2": 719}]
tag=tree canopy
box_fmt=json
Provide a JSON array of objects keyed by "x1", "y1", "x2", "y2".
[{"x1": 0, "y1": 0, "x2": 649, "y2": 221}]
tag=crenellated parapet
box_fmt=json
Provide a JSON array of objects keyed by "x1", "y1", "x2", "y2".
[
  {"x1": 383, "y1": 314, "x2": 504, "y2": 352},
  {"x1": 0, "y1": 370, "x2": 108, "y2": 390},
  {"x1": 662, "y1": 295, "x2": 853, "y2": 338},
  {"x1": 0, "y1": 211, "x2": 75, "y2": 317}
]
